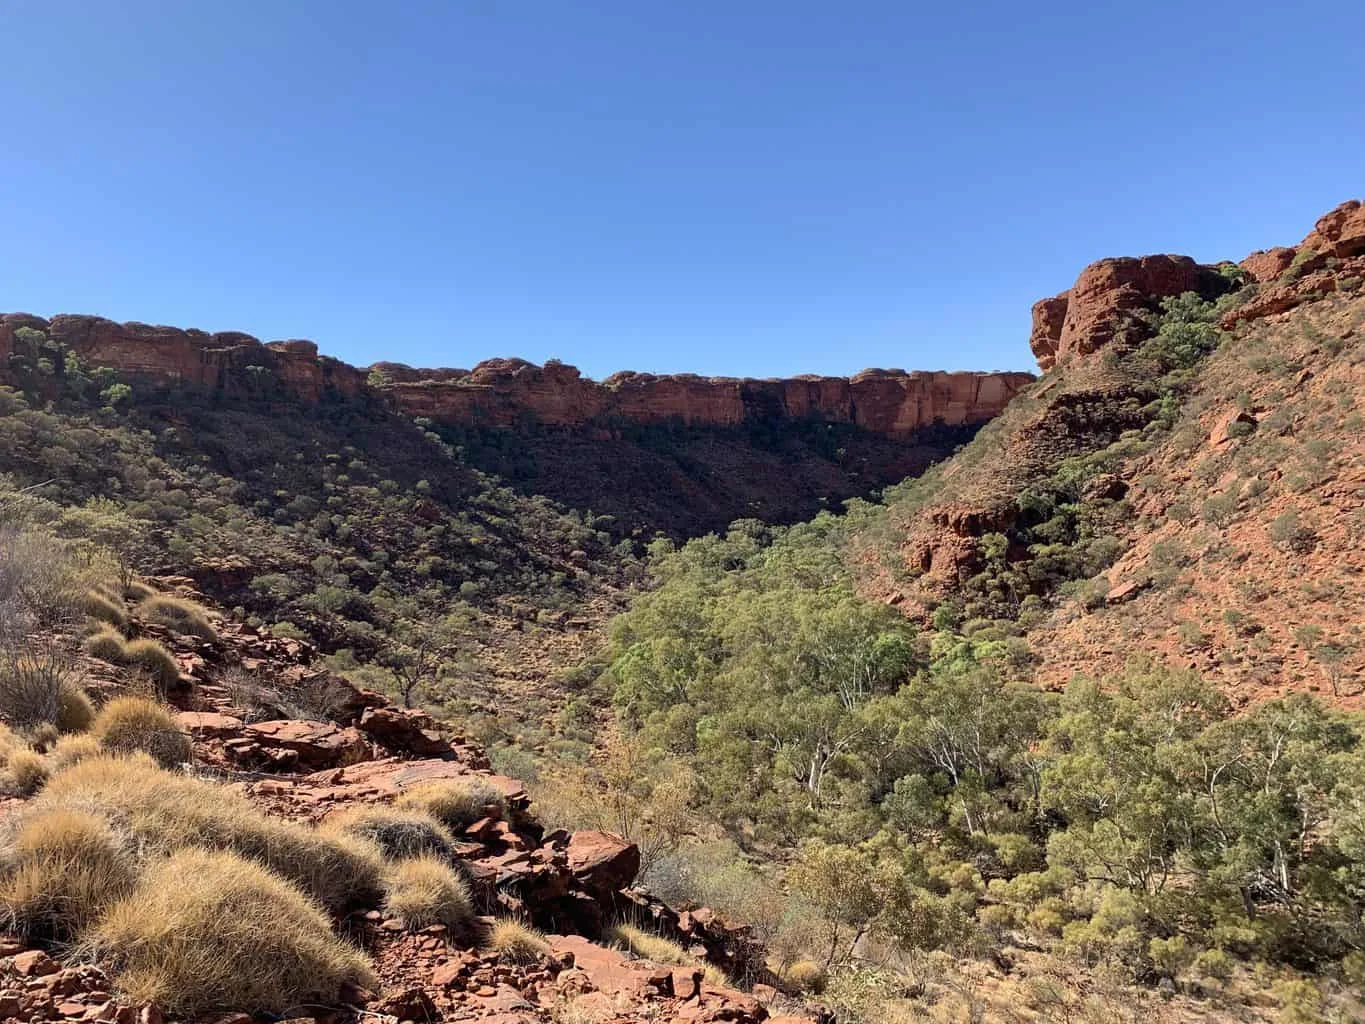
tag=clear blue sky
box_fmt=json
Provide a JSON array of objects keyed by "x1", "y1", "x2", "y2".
[{"x1": 2, "y1": 2, "x2": 1361, "y2": 378}]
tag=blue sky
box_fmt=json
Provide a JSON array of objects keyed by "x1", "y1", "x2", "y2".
[{"x1": 1, "y1": 2, "x2": 1361, "y2": 378}]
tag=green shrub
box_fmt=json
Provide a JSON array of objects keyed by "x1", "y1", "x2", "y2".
[
  {"x1": 1193, "y1": 948, "x2": 1234, "y2": 982},
  {"x1": 1268, "y1": 510, "x2": 1315, "y2": 552}
]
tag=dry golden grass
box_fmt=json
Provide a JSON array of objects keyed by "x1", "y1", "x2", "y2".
[
  {"x1": 83, "y1": 628, "x2": 127, "y2": 663},
  {"x1": 321, "y1": 804, "x2": 457, "y2": 861},
  {"x1": 783, "y1": 959, "x2": 828, "y2": 995},
  {"x1": 609, "y1": 923, "x2": 730, "y2": 987},
  {"x1": 136, "y1": 595, "x2": 216, "y2": 641},
  {"x1": 488, "y1": 919, "x2": 551, "y2": 964},
  {"x1": 82, "y1": 590, "x2": 127, "y2": 627},
  {"x1": 395, "y1": 777, "x2": 507, "y2": 831},
  {"x1": 84, "y1": 848, "x2": 375, "y2": 1014},
  {"x1": 91, "y1": 696, "x2": 192, "y2": 768},
  {"x1": 2, "y1": 748, "x2": 50, "y2": 796},
  {"x1": 47, "y1": 733, "x2": 103, "y2": 772},
  {"x1": 0, "y1": 807, "x2": 138, "y2": 941},
  {"x1": 382, "y1": 854, "x2": 474, "y2": 929},
  {"x1": 122, "y1": 581, "x2": 156, "y2": 603},
  {"x1": 40, "y1": 755, "x2": 385, "y2": 913},
  {"x1": 119, "y1": 639, "x2": 181, "y2": 691},
  {"x1": 56, "y1": 683, "x2": 94, "y2": 733}
]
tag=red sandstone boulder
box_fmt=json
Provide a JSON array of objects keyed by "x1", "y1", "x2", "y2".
[
  {"x1": 357, "y1": 705, "x2": 456, "y2": 758},
  {"x1": 1029, "y1": 293, "x2": 1070, "y2": 372},
  {"x1": 175, "y1": 711, "x2": 244, "y2": 739},
  {"x1": 237, "y1": 719, "x2": 368, "y2": 770},
  {"x1": 1304, "y1": 199, "x2": 1365, "y2": 258},
  {"x1": 1239, "y1": 246, "x2": 1297, "y2": 284},
  {"x1": 565, "y1": 831, "x2": 640, "y2": 901}
]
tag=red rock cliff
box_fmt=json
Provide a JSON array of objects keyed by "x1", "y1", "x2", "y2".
[
  {"x1": 1029, "y1": 199, "x2": 1365, "y2": 372},
  {"x1": 0, "y1": 313, "x2": 1034, "y2": 438}
]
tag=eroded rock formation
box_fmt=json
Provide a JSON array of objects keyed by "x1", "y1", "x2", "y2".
[
  {"x1": 1030, "y1": 199, "x2": 1365, "y2": 373},
  {"x1": 0, "y1": 313, "x2": 1033, "y2": 439}
]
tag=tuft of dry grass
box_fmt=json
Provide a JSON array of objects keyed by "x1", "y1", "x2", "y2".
[
  {"x1": 0, "y1": 807, "x2": 138, "y2": 941},
  {"x1": 382, "y1": 854, "x2": 474, "y2": 929},
  {"x1": 1, "y1": 748, "x2": 50, "y2": 796},
  {"x1": 47, "y1": 733, "x2": 103, "y2": 772},
  {"x1": 91, "y1": 696, "x2": 192, "y2": 768},
  {"x1": 783, "y1": 959, "x2": 828, "y2": 995},
  {"x1": 82, "y1": 590, "x2": 127, "y2": 628},
  {"x1": 120, "y1": 638, "x2": 181, "y2": 691},
  {"x1": 396, "y1": 777, "x2": 507, "y2": 831},
  {"x1": 136, "y1": 596, "x2": 216, "y2": 642},
  {"x1": 84, "y1": 628, "x2": 127, "y2": 663},
  {"x1": 84, "y1": 848, "x2": 375, "y2": 1014},
  {"x1": 57, "y1": 683, "x2": 95, "y2": 734},
  {"x1": 609, "y1": 924, "x2": 730, "y2": 987},
  {"x1": 40, "y1": 755, "x2": 385, "y2": 913},
  {"x1": 122, "y1": 581, "x2": 156, "y2": 603},
  {"x1": 488, "y1": 919, "x2": 551, "y2": 964},
  {"x1": 321, "y1": 805, "x2": 457, "y2": 861}
]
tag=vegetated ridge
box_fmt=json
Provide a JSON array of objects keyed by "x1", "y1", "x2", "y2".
[{"x1": 867, "y1": 198, "x2": 1365, "y2": 706}]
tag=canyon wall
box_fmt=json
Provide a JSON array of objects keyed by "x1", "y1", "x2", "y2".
[{"x1": 0, "y1": 313, "x2": 1034, "y2": 438}]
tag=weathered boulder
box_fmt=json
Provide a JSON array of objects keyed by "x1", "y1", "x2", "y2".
[
  {"x1": 357, "y1": 705, "x2": 457, "y2": 758},
  {"x1": 235, "y1": 719, "x2": 369, "y2": 770},
  {"x1": 565, "y1": 830, "x2": 640, "y2": 901}
]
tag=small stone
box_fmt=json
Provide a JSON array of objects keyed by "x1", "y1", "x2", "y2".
[{"x1": 12, "y1": 951, "x2": 58, "y2": 977}]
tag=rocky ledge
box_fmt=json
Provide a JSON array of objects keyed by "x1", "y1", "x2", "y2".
[
  {"x1": 0, "y1": 315, "x2": 1032, "y2": 440},
  {"x1": 0, "y1": 580, "x2": 814, "y2": 1024}
]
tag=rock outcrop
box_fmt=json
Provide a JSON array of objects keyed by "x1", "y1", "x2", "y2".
[
  {"x1": 0, "y1": 313, "x2": 1033, "y2": 440},
  {"x1": 1031, "y1": 199, "x2": 1365, "y2": 373},
  {"x1": 1029, "y1": 255, "x2": 1222, "y2": 371}
]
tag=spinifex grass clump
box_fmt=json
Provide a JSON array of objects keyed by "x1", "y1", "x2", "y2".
[
  {"x1": 382, "y1": 854, "x2": 474, "y2": 930},
  {"x1": 84, "y1": 848, "x2": 375, "y2": 1014},
  {"x1": 0, "y1": 807, "x2": 138, "y2": 941},
  {"x1": 321, "y1": 805, "x2": 458, "y2": 861},
  {"x1": 40, "y1": 755, "x2": 385, "y2": 913}
]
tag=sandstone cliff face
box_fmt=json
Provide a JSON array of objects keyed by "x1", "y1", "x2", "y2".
[
  {"x1": 876, "y1": 198, "x2": 1365, "y2": 707},
  {"x1": 385, "y1": 359, "x2": 1034, "y2": 436},
  {"x1": 0, "y1": 312, "x2": 368, "y2": 401},
  {"x1": 1, "y1": 313, "x2": 1034, "y2": 439}
]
